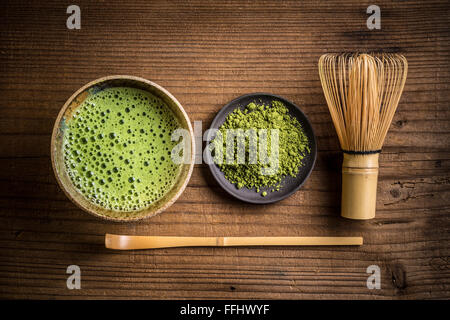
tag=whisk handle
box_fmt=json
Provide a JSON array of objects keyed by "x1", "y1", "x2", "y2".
[{"x1": 341, "y1": 153, "x2": 379, "y2": 220}]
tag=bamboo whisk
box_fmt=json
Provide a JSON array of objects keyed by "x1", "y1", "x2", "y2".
[{"x1": 318, "y1": 53, "x2": 407, "y2": 219}]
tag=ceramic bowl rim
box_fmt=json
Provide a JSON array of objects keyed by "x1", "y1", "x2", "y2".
[{"x1": 50, "y1": 75, "x2": 195, "y2": 222}]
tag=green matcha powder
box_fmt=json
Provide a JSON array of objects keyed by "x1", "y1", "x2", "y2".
[{"x1": 212, "y1": 100, "x2": 310, "y2": 196}]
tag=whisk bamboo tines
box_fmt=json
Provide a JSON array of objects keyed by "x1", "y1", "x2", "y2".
[{"x1": 318, "y1": 53, "x2": 408, "y2": 220}]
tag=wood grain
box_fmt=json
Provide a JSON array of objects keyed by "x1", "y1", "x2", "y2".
[{"x1": 0, "y1": 0, "x2": 449, "y2": 299}]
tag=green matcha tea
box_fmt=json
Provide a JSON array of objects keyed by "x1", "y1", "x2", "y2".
[{"x1": 63, "y1": 87, "x2": 181, "y2": 212}]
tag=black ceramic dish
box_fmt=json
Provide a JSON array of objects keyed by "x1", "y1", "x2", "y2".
[{"x1": 205, "y1": 93, "x2": 317, "y2": 204}]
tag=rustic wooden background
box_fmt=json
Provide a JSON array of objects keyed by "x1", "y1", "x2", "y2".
[{"x1": 0, "y1": 0, "x2": 449, "y2": 299}]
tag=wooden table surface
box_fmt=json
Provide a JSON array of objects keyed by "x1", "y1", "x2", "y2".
[{"x1": 1, "y1": 0, "x2": 449, "y2": 299}]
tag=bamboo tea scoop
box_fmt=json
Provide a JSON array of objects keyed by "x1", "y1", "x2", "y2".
[{"x1": 105, "y1": 233, "x2": 363, "y2": 250}]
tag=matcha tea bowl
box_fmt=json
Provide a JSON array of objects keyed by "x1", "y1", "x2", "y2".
[{"x1": 51, "y1": 76, "x2": 195, "y2": 222}]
